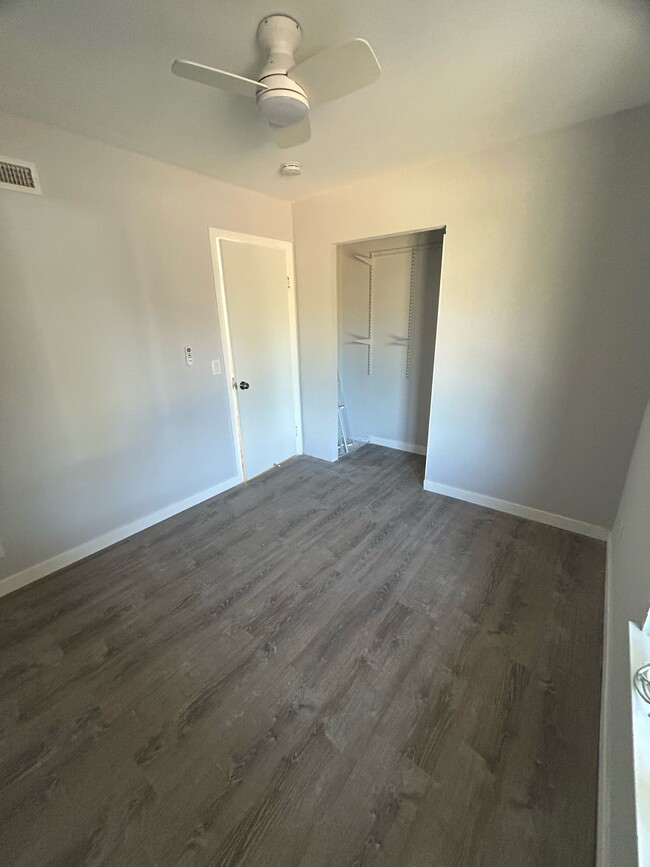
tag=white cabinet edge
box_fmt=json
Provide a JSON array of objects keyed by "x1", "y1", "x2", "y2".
[{"x1": 629, "y1": 621, "x2": 650, "y2": 866}]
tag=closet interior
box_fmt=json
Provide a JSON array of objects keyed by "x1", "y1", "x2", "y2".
[{"x1": 337, "y1": 229, "x2": 444, "y2": 458}]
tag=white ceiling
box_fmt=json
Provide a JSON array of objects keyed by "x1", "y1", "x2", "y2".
[{"x1": 1, "y1": 0, "x2": 649, "y2": 201}]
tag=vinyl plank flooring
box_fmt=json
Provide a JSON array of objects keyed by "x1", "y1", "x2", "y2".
[{"x1": 0, "y1": 445, "x2": 605, "y2": 866}]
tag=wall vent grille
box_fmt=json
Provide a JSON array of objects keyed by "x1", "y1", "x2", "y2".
[{"x1": 0, "y1": 156, "x2": 42, "y2": 194}]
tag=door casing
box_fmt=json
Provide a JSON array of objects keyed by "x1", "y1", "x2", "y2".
[{"x1": 209, "y1": 228, "x2": 303, "y2": 481}]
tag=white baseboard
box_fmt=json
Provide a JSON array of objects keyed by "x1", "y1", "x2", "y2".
[
  {"x1": 422, "y1": 479, "x2": 610, "y2": 540},
  {"x1": 0, "y1": 475, "x2": 242, "y2": 599},
  {"x1": 596, "y1": 540, "x2": 613, "y2": 866},
  {"x1": 369, "y1": 436, "x2": 427, "y2": 456}
]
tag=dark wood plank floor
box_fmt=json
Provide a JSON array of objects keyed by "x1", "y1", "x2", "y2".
[{"x1": 0, "y1": 446, "x2": 605, "y2": 866}]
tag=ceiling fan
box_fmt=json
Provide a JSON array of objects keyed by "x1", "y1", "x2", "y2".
[{"x1": 171, "y1": 14, "x2": 381, "y2": 149}]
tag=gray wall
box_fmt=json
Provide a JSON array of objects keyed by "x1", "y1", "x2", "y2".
[
  {"x1": 0, "y1": 110, "x2": 292, "y2": 580},
  {"x1": 293, "y1": 104, "x2": 650, "y2": 530},
  {"x1": 338, "y1": 231, "x2": 442, "y2": 450},
  {"x1": 599, "y1": 399, "x2": 650, "y2": 866}
]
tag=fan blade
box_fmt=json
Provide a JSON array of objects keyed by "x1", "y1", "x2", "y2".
[
  {"x1": 171, "y1": 60, "x2": 267, "y2": 98},
  {"x1": 288, "y1": 39, "x2": 380, "y2": 107},
  {"x1": 269, "y1": 117, "x2": 311, "y2": 149}
]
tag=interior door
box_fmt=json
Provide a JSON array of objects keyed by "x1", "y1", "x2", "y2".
[{"x1": 219, "y1": 238, "x2": 298, "y2": 480}]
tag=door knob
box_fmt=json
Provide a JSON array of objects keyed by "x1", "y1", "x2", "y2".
[{"x1": 239, "y1": 381, "x2": 250, "y2": 390}]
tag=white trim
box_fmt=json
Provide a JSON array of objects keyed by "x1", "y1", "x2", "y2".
[
  {"x1": 596, "y1": 537, "x2": 613, "y2": 866},
  {"x1": 422, "y1": 479, "x2": 610, "y2": 540},
  {"x1": 286, "y1": 254, "x2": 304, "y2": 455},
  {"x1": 210, "y1": 234, "x2": 246, "y2": 479},
  {"x1": 423, "y1": 235, "x2": 448, "y2": 483},
  {"x1": 208, "y1": 228, "x2": 303, "y2": 479},
  {"x1": 0, "y1": 476, "x2": 241, "y2": 599},
  {"x1": 629, "y1": 622, "x2": 650, "y2": 866},
  {"x1": 328, "y1": 243, "x2": 341, "y2": 462},
  {"x1": 368, "y1": 436, "x2": 426, "y2": 456},
  {"x1": 333, "y1": 223, "x2": 447, "y2": 247}
]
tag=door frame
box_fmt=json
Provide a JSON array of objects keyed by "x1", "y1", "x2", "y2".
[
  {"x1": 334, "y1": 225, "x2": 447, "y2": 467},
  {"x1": 208, "y1": 227, "x2": 303, "y2": 481}
]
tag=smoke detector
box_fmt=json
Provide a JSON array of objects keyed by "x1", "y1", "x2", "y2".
[{"x1": 280, "y1": 162, "x2": 302, "y2": 176}]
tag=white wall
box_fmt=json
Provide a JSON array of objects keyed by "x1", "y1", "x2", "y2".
[
  {"x1": 600, "y1": 399, "x2": 650, "y2": 866},
  {"x1": 338, "y1": 231, "x2": 442, "y2": 451},
  {"x1": 292, "y1": 104, "x2": 650, "y2": 530},
  {"x1": 0, "y1": 110, "x2": 292, "y2": 583}
]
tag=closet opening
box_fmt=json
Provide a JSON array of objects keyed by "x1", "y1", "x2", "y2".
[{"x1": 336, "y1": 227, "x2": 445, "y2": 468}]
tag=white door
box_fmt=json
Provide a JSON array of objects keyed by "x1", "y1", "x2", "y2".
[{"x1": 218, "y1": 237, "x2": 300, "y2": 480}]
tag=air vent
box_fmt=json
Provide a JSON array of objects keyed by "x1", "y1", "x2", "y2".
[{"x1": 0, "y1": 156, "x2": 42, "y2": 195}]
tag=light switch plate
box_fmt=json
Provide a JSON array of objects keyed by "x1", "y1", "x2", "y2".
[{"x1": 211, "y1": 360, "x2": 221, "y2": 376}]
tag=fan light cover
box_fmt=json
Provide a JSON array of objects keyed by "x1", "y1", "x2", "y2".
[{"x1": 257, "y1": 92, "x2": 309, "y2": 127}]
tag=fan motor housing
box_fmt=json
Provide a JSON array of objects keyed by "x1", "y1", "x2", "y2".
[
  {"x1": 257, "y1": 15, "x2": 302, "y2": 75},
  {"x1": 256, "y1": 75, "x2": 309, "y2": 127}
]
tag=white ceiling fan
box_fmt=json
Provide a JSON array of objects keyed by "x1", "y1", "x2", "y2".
[{"x1": 171, "y1": 14, "x2": 381, "y2": 149}]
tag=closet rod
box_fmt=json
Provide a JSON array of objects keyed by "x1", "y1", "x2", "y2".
[{"x1": 368, "y1": 241, "x2": 443, "y2": 258}]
